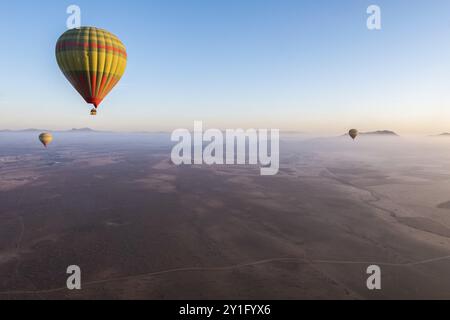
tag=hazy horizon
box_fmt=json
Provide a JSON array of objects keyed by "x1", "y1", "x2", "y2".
[{"x1": 2, "y1": 127, "x2": 450, "y2": 138}]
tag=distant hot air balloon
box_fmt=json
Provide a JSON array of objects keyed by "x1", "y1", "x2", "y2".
[
  {"x1": 349, "y1": 129, "x2": 359, "y2": 140},
  {"x1": 55, "y1": 27, "x2": 127, "y2": 115},
  {"x1": 39, "y1": 133, "x2": 53, "y2": 148}
]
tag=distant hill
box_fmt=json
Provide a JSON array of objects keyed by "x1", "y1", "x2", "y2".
[
  {"x1": 69, "y1": 128, "x2": 97, "y2": 133},
  {"x1": 19, "y1": 128, "x2": 48, "y2": 132},
  {"x1": 341, "y1": 130, "x2": 399, "y2": 137},
  {"x1": 361, "y1": 130, "x2": 399, "y2": 136},
  {"x1": 0, "y1": 128, "x2": 51, "y2": 133},
  {"x1": 0, "y1": 128, "x2": 169, "y2": 134},
  {"x1": 435, "y1": 133, "x2": 450, "y2": 137},
  {"x1": 0, "y1": 128, "x2": 99, "y2": 133}
]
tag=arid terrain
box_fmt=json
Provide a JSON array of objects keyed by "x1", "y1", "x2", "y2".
[{"x1": 1, "y1": 132, "x2": 450, "y2": 299}]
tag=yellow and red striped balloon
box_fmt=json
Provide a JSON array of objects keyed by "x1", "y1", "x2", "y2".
[
  {"x1": 39, "y1": 133, "x2": 53, "y2": 148},
  {"x1": 56, "y1": 27, "x2": 127, "y2": 111}
]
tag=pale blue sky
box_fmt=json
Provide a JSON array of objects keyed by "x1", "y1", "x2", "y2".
[{"x1": 1, "y1": 0, "x2": 450, "y2": 134}]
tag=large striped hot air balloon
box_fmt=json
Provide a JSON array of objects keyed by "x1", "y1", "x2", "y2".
[{"x1": 56, "y1": 27, "x2": 127, "y2": 115}]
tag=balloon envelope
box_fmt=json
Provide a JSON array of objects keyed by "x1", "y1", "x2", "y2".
[
  {"x1": 39, "y1": 133, "x2": 53, "y2": 147},
  {"x1": 349, "y1": 129, "x2": 358, "y2": 140},
  {"x1": 55, "y1": 27, "x2": 127, "y2": 109}
]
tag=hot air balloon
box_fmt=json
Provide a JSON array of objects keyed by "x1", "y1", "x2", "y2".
[
  {"x1": 39, "y1": 133, "x2": 53, "y2": 148},
  {"x1": 349, "y1": 129, "x2": 359, "y2": 140},
  {"x1": 55, "y1": 27, "x2": 127, "y2": 115}
]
